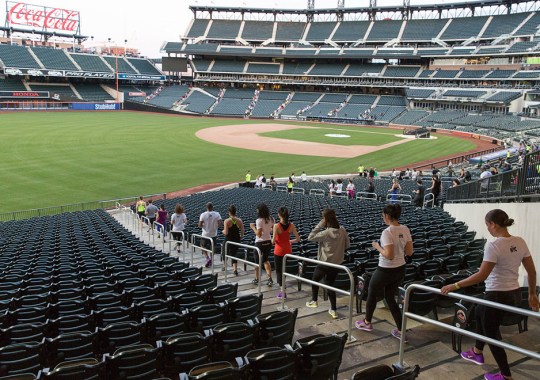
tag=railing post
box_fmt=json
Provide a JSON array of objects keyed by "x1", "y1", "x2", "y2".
[
  {"x1": 224, "y1": 241, "x2": 262, "y2": 295},
  {"x1": 282, "y1": 254, "x2": 356, "y2": 343}
]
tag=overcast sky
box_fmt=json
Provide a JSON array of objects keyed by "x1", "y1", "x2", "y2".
[{"x1": 4, "y1": 0, "x2": 465, "y2": 57}]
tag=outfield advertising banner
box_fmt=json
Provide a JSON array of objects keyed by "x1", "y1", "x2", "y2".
[
  {"x1": 71, "y1": 103, "x2": 120, "y2": 111},
  {"x1": 118, "y1": 73, "x2": 166, "y2": 81},
  {"x1": 0, "y1": 90, "x2": 49, "y2": 98},
  {"x1": 3, "y1": 67, "x2": 160, "y2": 80}
]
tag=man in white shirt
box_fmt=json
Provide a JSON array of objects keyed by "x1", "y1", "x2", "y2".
[
  {"x1": 480, "y1": 166, "x2": 492, "y2": 192},
  {"x1": 198, "y1": 202, "x2": 222, "y2": 267},
  {"x1": 301, "y1": 171, "x2": 307, "y2": 182}
]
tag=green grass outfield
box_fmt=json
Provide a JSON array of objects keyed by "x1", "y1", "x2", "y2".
[
  {"x1": 260, "y1": 125, "x2": 402, "y2": 146},
  {"x1": 0, "y1": 111, "x2": 475, "y2": 212}
]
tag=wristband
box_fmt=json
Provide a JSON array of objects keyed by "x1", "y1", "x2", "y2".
[{"x1": 454, "y1": 282, "x2": 461, "y2": 290}]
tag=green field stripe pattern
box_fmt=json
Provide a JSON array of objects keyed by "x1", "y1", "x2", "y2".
[
  {"x1": 260, "y1": 126, "x2": 402, "y2": 146},
  {"x1": 0, "y1": 112, "x2": 475, "y2": 211}
]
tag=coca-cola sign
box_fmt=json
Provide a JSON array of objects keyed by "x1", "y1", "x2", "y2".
[{"x1": 7, "y1": 1, "x2": 80, "y2": 34}]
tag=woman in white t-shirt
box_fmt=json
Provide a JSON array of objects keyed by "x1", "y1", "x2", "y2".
[
  {"x1": 356, "y1": 204, "x2": 413, "y2": 342},
  {"x1": 335, "y1": 179, "x2": 343, "y2": 195},
  {"x1": 442, "y1": 209, "x2": 539, "y2": 380},
  {"x1": 170, "y1": 204, "x2": 187, "y2": 252},
  {"x1": 249, "y1": 203, "x2": 275, "y2": 286}
]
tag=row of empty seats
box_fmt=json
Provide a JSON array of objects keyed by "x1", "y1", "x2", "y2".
[
  {"x1": 0, "y1": 44, "x2": 161, "y2": 75},
  {"x1": 182, "y1": 11, "x2": 540, "y2": 43}
]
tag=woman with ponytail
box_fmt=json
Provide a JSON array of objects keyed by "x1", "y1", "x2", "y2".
[
  {"x1": 356, "y1": 204, "x2": 413, "y2": 342},
  {"x1": 442, "y1": 209, "x2": 538, "y2": 380}
]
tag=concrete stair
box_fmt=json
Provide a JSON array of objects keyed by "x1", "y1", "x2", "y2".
[{"x1": 111, "y1": 209, "x2": 540, "y2": 380}]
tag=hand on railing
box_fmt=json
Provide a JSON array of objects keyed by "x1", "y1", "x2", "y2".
[{"x1": 529, "y1": 293, "x2": 540, "y2": 311}]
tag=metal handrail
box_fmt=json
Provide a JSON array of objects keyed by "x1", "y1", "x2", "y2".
[
  {"x1": 276, "y1": 185, "x2": 288, "y2": 192},
  {"x1": 169, "y1": 230, "x2": 186, "y2": 259},
  {"x1": 386, "y1": 194, "x2": 412, "y2": 204},
  {"x1": 223, "y1": 241, "x2": 262, "y2": 295},
  {"x1": 140, "y1": 216, "x2": 150, "y2": 240},
  {"x1": 190, "y1": 233, "x2": 216, "y2": 273},
  {"x1": 309, "y1": 189, "x2": 326, "y2": 196},
  {"x1": 423, "y1": 193, "x2": 434, "y2": 208},
  {"x1": 153, "y1": 221, "x2": 165, "y2": 248},
  {"x1": 282, "y1": 254, "x2": 356, "y2": 343},
  {"x1": 356, "y1": 191, "x2": 377, "y2": 201},
  {"x1": 292, "y1": 187, "x2": 305, "y2": 194},
  {"x1": 397, "y1": 284, "x2": 540, "y2": 368}
]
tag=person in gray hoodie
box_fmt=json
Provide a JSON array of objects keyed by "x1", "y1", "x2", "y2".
[{"x1": 306, "y1": 208, "x2": 350, "y2": 319}]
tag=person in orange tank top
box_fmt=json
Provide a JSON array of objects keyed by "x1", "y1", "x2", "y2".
[{"x1": 272, "y1": 207, "x2": 300, "y2": 300}]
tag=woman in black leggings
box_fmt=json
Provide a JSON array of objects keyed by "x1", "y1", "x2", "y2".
[
  {"x1": 305, "y1": 208, "x2": 350, "y2": 319},
  {"x1": 442, "y1": 209, "x2": 538, "y2": 380},
  {"x1": 356, "y1": 204, "x2": 413, "y2": 342}
]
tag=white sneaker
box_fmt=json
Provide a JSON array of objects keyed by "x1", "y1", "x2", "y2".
[
  {"x1": 306, "y1": 300, "x2": 318, "y2": 308},
  {"x1": 328, "y1": 309, "x2": 338, "y2": 319}
]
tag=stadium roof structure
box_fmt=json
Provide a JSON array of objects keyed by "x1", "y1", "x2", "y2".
[{"x1": 190, "y1": 0, "x2": 540, "y2": 17}]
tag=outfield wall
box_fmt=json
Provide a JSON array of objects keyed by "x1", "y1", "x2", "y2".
[{"x1": 445, "y1": 203, "x2": 540, "y2": 287}]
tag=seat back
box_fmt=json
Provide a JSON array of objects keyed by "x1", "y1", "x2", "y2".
[
  {"x1": 41, "y1": 358, "x2": 104, "y2": 380},
  {"x1": 105, "y1": 344, "x2": 159, "y2": 380},
  {"x1": 0, "y1": 342, "x2": 44, "y2": 377},
  {"x1": 97, "y1": 321, "x2": 145, "y2": 355},
  {"x1": 188, "y1": 304, "x2": 228, "y2": 332},
  {"x1": 44, "y1": 331, "x2": 98, "y2": 368},
  {"x1": 227, "y1": 294, "x2": 263, "y2": 323},
  {"x1": 162, "y1": 332, "x2": 211, "y2": 377},
  {"x1": 255, "y1": 309, "x2": 298, "y2": 348},
  {"x1": 145, "y1": 312, "x2": 187, "y2": 341},
  {"x1": 211, "y1": 322, "x2": 256, "y2": 363},
  {"x1": 294, "y1": 333, "x2": 348, "y2": 380},
  {"x1": 245, "y1": 347, "x2": 298, "y2": 380},
  {"x1": 182, "y1": 361, "x2": 241, "y2": 380},
  {"x1": 204, "y1": 283, "x2": 238, "y2": 304},
  {"x1": 190, "y1": 274, "x2": 218, "y2": 293},
  {"x1": 350, "y1": 364, "x2": 393, "y2": 380}
]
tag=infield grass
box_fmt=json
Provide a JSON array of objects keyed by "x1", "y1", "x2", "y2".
[
  {"x1": 0, "y1": 111, "x2": 475, "y2": 212},
  {"x1": 260, "y1": 125, "x2": 402, "y2": 146}
]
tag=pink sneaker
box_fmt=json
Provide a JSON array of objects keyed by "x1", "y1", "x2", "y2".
[
  {"x1": 461, "y1": 348, "x2": 485, "y2": 365},
  {"x1": 355, "y1": 319, "x2": 373, "y2": 331},
  {"x1": 484, "y1": 373, "x2": 506, "y2": 380}
]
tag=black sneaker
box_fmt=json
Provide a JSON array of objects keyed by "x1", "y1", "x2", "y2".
[
  {"x1": 252, "y1": 279, "x2": 259, "y2": 285},
  {"x1": 234, "y1": 270, "x2": 238, "y2": 276},
  {"x1": 267, "y1": 278, "x2": 274, "y2": 286}
]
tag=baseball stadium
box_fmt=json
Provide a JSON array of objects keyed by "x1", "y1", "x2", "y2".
[{"x1": 1, "y1": 0, "x2": 540, "y2": 379}]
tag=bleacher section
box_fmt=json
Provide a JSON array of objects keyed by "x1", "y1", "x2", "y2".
[
  {"x1": 27, "y1": 84, "x2": 77, "y2": 99},
  {"x1": 401, "y1": 19, "x2": 446, "y2": 41},
  {"x1": 440, "y1": 16, "x2": 489, "y2": 40},
  {"x1": 246, "y1": 63, "x2": 280, "y2": 74},
  {"x1": 392, "y1": 110, "x2": 430, "y2": 125},
  {"x1": 0, "y1": 44, "x2": 41, "y2": 68},
  {"x1": 332, "y1": 21, "x2": 370, "y2": 42},
  {"x1": 70, "y1": 54, "x2": 112, "y2": 73},
  {"x1": 181, "y1": 91, "x2": 216, "y2": 114},
  {"x1": 241, "y1": 21, "x2": 274, "y2": 40},
  {"x1": 103, "y1": 56, "x2": 137, "y2": 74},
  {"x1": 31, "y1": 47, "x2": 77, "y2": 70},
  {"x1": 73, "y1": 84, "x2": 114, "y2": 102},
  {"x1": 211, "y1": 60, "x2": 246, "y2": 73},
  {"x1": 383, "y1": 66, "x2": 421, "y2": 77},
  {"x1": 275, "y1": 22, "x2": 306, "y2": 42},
  {"x1": 147, "y1": 85, "x2": 189, "y2": 109},
  {"x1": 306, "y1": 22, "x2": 336, "y2": 42},
  {"x1": 250, "y1": 100, "x2": 282, "y2": 117},
  {"x1": 210, "y1": 98, "x2": 251, "y2": 115},
  {"x1": 0, "y1": 78, "x2": 26, "y2": 91},
  {"x1": 206, "y1": 20, "x2": 241, "y2": 39},
  {"x1": 185, "y1": 19, "x2": 210, "y2": 38},
  {"x1": 127, "y1": 58, "x2": 162, "y2": 75},
  {"x1": 366, "y1": 20, "x2": 402, "y2": 41},
  {"x1": 481, "y1": 12, "x2": 530, "y2": 38}
]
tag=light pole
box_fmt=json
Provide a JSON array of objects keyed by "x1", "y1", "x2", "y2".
[
  {"x1": 107, "y1": 37, "x2": 111, "y2": 54},
  {"x1": 124, "y1": 39, "x2": 127, "y2": 56}
]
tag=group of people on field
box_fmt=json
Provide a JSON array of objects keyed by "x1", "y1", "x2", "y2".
[{"x1": 134, "y1": 194, "x2": 538, "y2": 380}]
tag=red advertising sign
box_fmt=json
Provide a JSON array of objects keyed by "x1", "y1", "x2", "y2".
[{"x1": 7, "y1": 1, "x2": 80, "y2": 33}]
